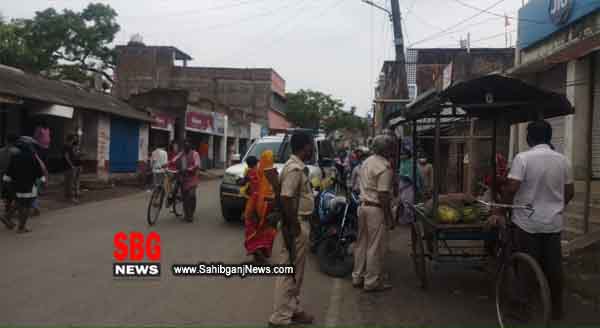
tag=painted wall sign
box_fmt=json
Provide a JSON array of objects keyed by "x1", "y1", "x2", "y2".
[{"x1": 518, "y1": 0, "x2": 600, "y2": 49}]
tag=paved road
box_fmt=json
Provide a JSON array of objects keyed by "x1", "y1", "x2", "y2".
[{"x1": 0, "y1": 180, "x2": 596, "y2": 326}]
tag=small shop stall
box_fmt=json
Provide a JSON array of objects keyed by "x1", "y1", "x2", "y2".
[{"x1": 391, "y1": 74, "x2": 573, "y2": 327}]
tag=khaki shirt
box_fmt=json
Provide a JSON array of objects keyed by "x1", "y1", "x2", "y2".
[
  {"x1": 359, "y1": 155, "x2": 393, "y2": 204},
  {"x1": 280, "y1": 155, "x2": 314, "y2": 216}
]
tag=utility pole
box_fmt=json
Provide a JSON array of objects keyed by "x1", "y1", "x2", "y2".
[{"x1": 390, "y1": 0, "x2": 404, "y2": 63}]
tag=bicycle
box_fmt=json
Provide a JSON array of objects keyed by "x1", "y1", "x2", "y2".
[
  {"x1": 477, "y1": 200, "x2": 552, "y2": 328},
  {"x1": 147, "y1": 169, "x2": 184, "y2": 226}
]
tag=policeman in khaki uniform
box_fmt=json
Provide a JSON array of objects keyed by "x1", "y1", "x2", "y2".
[
  {"x1": 352, "y1": 134, "x2": 395, "y2": 292},
  {"x1": 269, "y1": 131, "x2": 315, "y2": 327}
]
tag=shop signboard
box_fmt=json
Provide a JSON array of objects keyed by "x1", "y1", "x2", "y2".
[
  {"x1": 518, "y1": 0, "x2": 600, "y2": 49},
  {"x1": 213, "y1": 112, "x2": 225, "y2": 136},
  {"x1": 186, "y1": 109, "x2": 214, "y2": 134},
  {"x1": 151, "y1": 113, "x2": 174, "y2": 131}
]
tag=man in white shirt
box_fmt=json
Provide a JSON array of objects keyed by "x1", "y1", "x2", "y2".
[
  {"x1": 488, "y1": 120, "x2": 574, "y2": 320},
  {"x1": 151, "y1": 144, "x2": 168, "y2": 188}
]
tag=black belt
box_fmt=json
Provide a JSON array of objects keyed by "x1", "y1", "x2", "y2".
[{"x1": 361, "y1": 201, "x2": 382, "y2": 208}]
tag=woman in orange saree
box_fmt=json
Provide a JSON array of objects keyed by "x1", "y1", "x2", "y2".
[{"x1": 244, "y1": 150, "x2": 278, "y2": 263}]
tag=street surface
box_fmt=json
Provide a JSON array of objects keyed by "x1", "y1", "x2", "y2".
[{"x1": 0, "y1": 180, "x2": 597, "y2": 326}]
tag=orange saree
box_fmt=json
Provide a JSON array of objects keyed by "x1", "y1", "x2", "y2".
[{"x1": 243, "y1": 150, "x2": 277, "y2": 257}]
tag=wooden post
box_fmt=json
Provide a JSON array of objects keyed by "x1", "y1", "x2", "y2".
[
  {"x1": 466, "y1": 118, "x2": 475, "y2": 194},
  {"x1": 412, "y1": 119, "x2": 418, "y2": 185},
  {"x1": 491, "y1": 118, "x2": 498, "y2": 201},
  {"x1": 433, "y1": 112, "x2": 441, "y2": 214}
]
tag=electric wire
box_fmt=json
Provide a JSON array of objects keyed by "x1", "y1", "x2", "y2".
[{"x1": 409, "y1": 0, "x2": 506, "y2": 47}]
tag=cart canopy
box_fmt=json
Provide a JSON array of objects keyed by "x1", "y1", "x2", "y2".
[{"x1": 400, "y1": 74, "x2": 573, "y2": 124}]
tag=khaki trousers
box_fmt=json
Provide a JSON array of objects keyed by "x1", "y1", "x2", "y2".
[
  {"x1": 352, "y1": 205, "x2": 387, "y2": 290},
  {"x1": 269, "y1": 220, "x2": 309, "y2": 325}
]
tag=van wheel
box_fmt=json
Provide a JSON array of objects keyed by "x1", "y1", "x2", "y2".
[{"x1": 222, "y1": 206, "x2": 241, "y2": 222}]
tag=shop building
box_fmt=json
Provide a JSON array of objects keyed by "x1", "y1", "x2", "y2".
[
  {"x1": 112, "y1": 42, "x2": 286, "y2": 168},
  {"x1": 0, "y1": 64, "x2": 153, "y2": 179},
  {"x1": 510, "y1": 0, "x2": 600, "y2": 234}
]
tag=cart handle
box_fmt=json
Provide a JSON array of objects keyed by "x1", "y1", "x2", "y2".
[{"x1": 476, "y1": 200, "x2": 535, "y2": 218}]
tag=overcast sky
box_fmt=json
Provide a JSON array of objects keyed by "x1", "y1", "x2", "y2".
[{"x1": 3, "y1": 0, "x2": 524, "y2": 116}]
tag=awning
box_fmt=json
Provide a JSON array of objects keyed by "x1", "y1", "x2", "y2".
[{"x1": 29, "y1": 104, "x2": 74, "y2": 119}]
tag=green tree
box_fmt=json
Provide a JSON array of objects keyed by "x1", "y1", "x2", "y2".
[
  {"x1": 0, "y1": 3, "x2": 119, "y2": 85},
  {"x1": 285, "y1": 89, "x2": 345, "y2": 132},
  {"x1": 286, "y1": 90, "x2": 368, "y2": 136}
]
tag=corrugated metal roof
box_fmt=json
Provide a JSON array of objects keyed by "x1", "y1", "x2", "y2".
[{"x1": 0, "y1": 65, "x2": 153, "y2": 122}]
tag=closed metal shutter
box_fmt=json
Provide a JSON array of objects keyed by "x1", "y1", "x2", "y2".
[
  {"x1": 548, "y1": 116, "x2": 565, "y2": 154},
  {"x1": 593, "y1": 112, "x2": 600, "y2": 177}
]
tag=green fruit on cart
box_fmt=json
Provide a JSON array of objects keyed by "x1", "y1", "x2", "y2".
[
  {"x1": 461, "y1": 206, "x2": 481, "y2": 223},
  {"x1": 437, "y1": 205, "x2": 461, "y2": 224}
]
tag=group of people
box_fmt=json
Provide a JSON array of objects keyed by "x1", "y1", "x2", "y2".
[
  {"x1": 257, "y1": 119, "x2": 572, "y2": 326},
  {"x1": 0, "y1": 125, "x2": 83, "y2": 234},
  {"x1": 150, "y1": 139, "x2": 201, "y2": 221}
]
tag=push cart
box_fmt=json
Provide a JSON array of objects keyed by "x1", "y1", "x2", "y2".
[{"x1": 392, "y1": 74, "x2": 573, "y2": 327}]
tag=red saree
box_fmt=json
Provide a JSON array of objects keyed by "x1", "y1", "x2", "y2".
[{"x1": 243, "y1": 151, "x2": 277, "y2": 257}]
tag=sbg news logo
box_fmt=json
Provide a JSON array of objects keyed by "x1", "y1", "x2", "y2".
[{"x1": 113, "y1": 232, "x2": 161, "y2": 278}]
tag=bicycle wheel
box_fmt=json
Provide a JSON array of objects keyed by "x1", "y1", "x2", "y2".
[
  {"x1": 496, "y1": 252, "x2": 551, "y2": 328},
  {"x1": 410, "y1": 221, "x2": 428, "y2": 290},
  {"x1": 147, "y1": 187, "x2": 165, "y2": 226},
  {"x1": 172, "y1": 191, "x2": 184, "y2": 217}
]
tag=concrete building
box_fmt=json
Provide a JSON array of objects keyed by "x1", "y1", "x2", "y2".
[
  {"x1": 113, "y1": 43, "x2": 287, "y2": 168},
  {"x1": 0, "y1": 64, "x2": 152, "y2": 179},
  {"x1": 373, "y1": 61, "x2": 409, "y2": 135},
  {"x1": 510, "y1": 0, "x2": 600, "y2": 234}
]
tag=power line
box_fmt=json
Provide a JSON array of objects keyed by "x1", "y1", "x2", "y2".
[
  {"x1": 181, "y1": 0, "x2": 298, "y2": 33},
  {"x1": 208, "y1": 0, "x2": 314, "y2": 63},
  {"x1": 449, "y1": 0, "x2": 548, "y2": 25},
  {"x1": 122, "y1": 0, "x2": 272, "y2": 19},
  {"x1": 409, "y1": 0, "x2": 505, "y2": 47},
  {"x1": 236, "y1": 0, "x2": 346, "y2": 62}
]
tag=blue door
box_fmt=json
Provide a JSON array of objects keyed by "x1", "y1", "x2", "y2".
[{"x1": 110, "y1": 117, "x2": 139, "y2": 173}]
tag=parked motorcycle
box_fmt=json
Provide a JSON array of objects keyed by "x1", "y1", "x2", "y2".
[{"x1": 310, "y1": 178, "x2": 359, "y2": 277}]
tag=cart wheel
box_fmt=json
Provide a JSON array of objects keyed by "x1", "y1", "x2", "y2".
[{"x1": 410, "y1": 221, "x2": 428, "y2": 290}]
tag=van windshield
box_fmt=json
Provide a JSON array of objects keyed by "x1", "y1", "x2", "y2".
[{"x1": 243, "y1": 142, "x2": 281, "y2": 162}]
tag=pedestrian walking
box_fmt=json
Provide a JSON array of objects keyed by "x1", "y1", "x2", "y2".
[
  {"x1": 63, "y1": 134, "x2": 82, "y2": 203},
  {"x1": 151, "y1": 144, "x2": 168, "y2": 188},
  {"x1": 417, "y1": 156, "x2": 433, "y2": 198},
  {"x1": 397, "y1": 150, "x2": 423, "y2": 225},
  {"x1": 352, "y1": 134, "x2": 395, "y2": 292},
  {"x1": 179, "y1": 139, "x2": 200, "y2": 221},
  {"x1": 487, "y1": 120, "x2": 574, "y2": 321},
  {"x1": 33, "y1": 119, "x2": 51, "y2": 166},
  {"x1": 0, "y1": 134, "x2": 19, "y2": 225},
  {"x1": 1, "y1": 138, "x2": 45, "y2": 233},
  {"x1": 243, "y1": 151, "x2": 277, "y2": 263},
  {"x1": 268, "y1": 131, "x2": 315, "y2": 327},
  {"x1": 17, "y1": 136, "x2": 48, "y2": 216}
]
